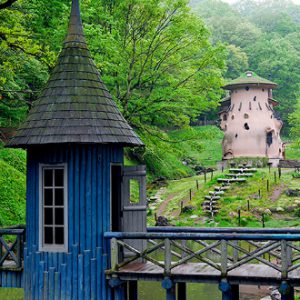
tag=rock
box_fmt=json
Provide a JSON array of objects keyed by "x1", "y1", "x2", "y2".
[
  {"x1": 286, "y1": 205, "x2": 297, "y2": 212},
  {"x1": 294, "y1": 199, "x2": 300, "y2": 206},
  {"x1": 190, "y1": 215, "x2": 198, "y2": 219},
  {"x1": 285, "y1": 189, "x2": 300, "y2": 197},
  {"x1": 155, "y1": 216, "x2": 170, "y2": 226},
  {"x1": 270, "y1": 289, "x2": 281, "y2": 300},
  {"x1": 151, "y1": 177, "x2": 167, "y2": 187},
  {"x1": 194, "y1": 165, "x2": 204, "y2": 172},
  {"x1": 149, "y1": 196, "x2": 158, "y2": 202},
  {"x1": 276, "y1": 207, "x2": 284, "y2": 212},
  {"x1": 182, "y1": 205, "x2": 196, "y2": 213},
  {"x1": 229, "y1": 211, "x2": 238, "y2": 218},
  {"x1": 264, "y1": 209, "x2": 272, "y2": 215}
]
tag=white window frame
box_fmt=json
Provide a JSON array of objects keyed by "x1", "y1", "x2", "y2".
[{"x1": 39, "y1": 163, "x2": 68, "y2": 252}]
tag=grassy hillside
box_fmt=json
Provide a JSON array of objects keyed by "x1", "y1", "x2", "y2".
[
  {"x1": 152, "y1": 167, "x2": 300, "y2": 228},
  {"x1": 0, "y1": 145, "x2": 26, "y2": 227},
  {"x1": 129, "y1": 125, "x2": 223, "y2": 180}
]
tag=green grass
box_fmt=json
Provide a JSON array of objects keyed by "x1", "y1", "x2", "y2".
[{"x1": 0, "y1": 288, "x2": 23, "y2": 300}]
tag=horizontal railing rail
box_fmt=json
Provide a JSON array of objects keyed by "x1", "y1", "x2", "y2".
[
  {"x1": 105, "y1": 231, "x2": 300, "y2": 280},
  {"x1": 0, "y1": 226, "x2": 25, "y2": 270}
]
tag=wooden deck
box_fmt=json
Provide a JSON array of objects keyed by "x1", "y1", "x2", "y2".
[{"x1": 107, "y1": 262, "x2": 300, "y2": 286}]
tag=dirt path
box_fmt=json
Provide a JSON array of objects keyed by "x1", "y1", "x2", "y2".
[
  {"x1": 270, "y1": 183, "x2": 285, "y2": 202},
  {"x1": 156, "y1": 188, "x2": 197, "y2": 217}
]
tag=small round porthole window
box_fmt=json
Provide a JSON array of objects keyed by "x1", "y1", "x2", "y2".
[
  {"x1": 231, "y1": 115, "x2": 235, "y2": 120},
  {"x1": 244, "y1": 113, "x2": 249, "y2": 119},
  {"x1": 223, "y1": 114, "x2": 228, "y2": 121},
  {"x1": 245, "y1": 86, "x2": 250, "y2": 91},
  {"x1": 244, "y1": 123, "x2": 250, "y2": 130}
]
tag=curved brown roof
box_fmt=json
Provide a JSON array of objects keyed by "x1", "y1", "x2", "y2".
[
  {"x1": 7, "y1": 0, "x2": 143, "y2": 148},
  {"x1": 223, "y1": 71, "x2": 277, "y2": 90}
]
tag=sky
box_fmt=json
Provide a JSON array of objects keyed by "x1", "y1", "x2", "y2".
[{"x1": 223, "y1": 0, "x2": 300, "y2": 4}]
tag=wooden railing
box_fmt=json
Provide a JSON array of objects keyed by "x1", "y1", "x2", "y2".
[
  {"x1": 105, "y1": 228, "x2": 300, "y2": 280},
  {"x1": 0, "y1": 226, "x2": 25, "y2": 270}
]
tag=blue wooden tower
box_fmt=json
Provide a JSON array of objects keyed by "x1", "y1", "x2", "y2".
[{"x1": 6, "y1": 0, "x2": 144, "y2": 298}]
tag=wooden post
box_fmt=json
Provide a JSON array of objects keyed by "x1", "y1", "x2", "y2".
[
  {"x1": 128, "y1": 281, "x2": 138, "y2": 300},
  {"x1": 196, "y1": 180, "x2": 199, "y2": 190},
  {"x1": 238, "y1": 210, "x2": 241, "y2": 227},
  {"x1": 279, "y1": 280, "x2": 295, "y2": 300},
  {"x1": 111, "y1": 238, "x2": 119, "y2": 271},
  {"x1": 269, "y1": 163, "x2": 271, "y2": 173},
  {"x1": 222, "y1": 165, "x2": 224, "y2": 173},
  {"x1": 154, "y1": 213, "x2": 157, "y2": 222},
  {"x1": 204, "y1": 171, "x2": 207, "y2": 183},
  {"x1": 231, "y1": 285, "x2": 239, "y2": 300},
  {"x1": 258, "y1": 189, "x2": 261, "y2": 199},
  {"x1": 247, "y1": 200, "x2": 250, "y2": 211},
  {"x1": 262, "y1": 214, "x2": 265, "y2": 228},
  {"x1": 180, "y1": 201, "x2": 183, "y2": 214},
  {"x1": 219, "y1": 279, "x2": 232, "y2": 300},
  {"x1": 162, "y1": 278, "x2": 176, "y2": 300},
  {"x1": 278, "y1": 167, "x2": 282, "y2": 179},
  {"x1": 211, "y1": 171, "x2": 214, "y2": 181},
  {"x1": 267, "y1": 179, "x2": 269, "y2": 192},
  {"x1": 274, "y1": 171, "x2": 277, "y2": 183},
  {"x1": 177, "y1": 282, "x2": 187, "y2": 300}
]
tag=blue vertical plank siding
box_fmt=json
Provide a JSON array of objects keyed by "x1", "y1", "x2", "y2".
[{"x1": 4, "y1": 144, "x2": 124, "y2": 298}]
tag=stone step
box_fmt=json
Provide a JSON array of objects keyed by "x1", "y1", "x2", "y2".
[
  {"x1": 202, "y1": 200, "x2": 218, "y2": 204},
  {"x1": 226, "y1": 173, "x2": 253, "y2": 177},
  {"x1": 218, "y1": 178, "x2": 246, "y2": 183},
  {"x1": 209, "y1": 191, "x2": 224, "y2": 195},
  {"x1": 229, "y1": 168, "x2": 257, "y2": 173},
  {"x1": 204, "y1": 195, "x2": 221, "y2": 200}
]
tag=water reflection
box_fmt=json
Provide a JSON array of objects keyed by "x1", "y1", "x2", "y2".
[{"x1": 139, "y1": 281, "x2": 270, "y2": 300}]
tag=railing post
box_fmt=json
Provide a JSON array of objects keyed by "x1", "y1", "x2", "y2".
[
  {"x1": 221, "y1": 240, "x2": 228, "y2": 277},
  {"x1": 281, "y1": 240, "x2": 288, "y2": 280},
  {"x1": 164, "y1": 238, "x2": 171, "y2": 276},
  {"x1": 111, "y1": 238, "x2": 119, "y2": 271},
  {"x1": 16, "y1": 233, "x2": 21, "y2": 268},
  {"x1": 233, "y1": 240, "x2": 238, "y2": 264},
  {"x1": 219, "y1": 240, "x2": 234, "y2": 300}
]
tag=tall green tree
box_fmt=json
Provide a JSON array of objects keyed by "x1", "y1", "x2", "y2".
[{"x1": 82, "y1": 0, "x2": 226, "y2": 128}]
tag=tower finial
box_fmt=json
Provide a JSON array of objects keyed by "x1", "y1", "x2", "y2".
[{"x1": 64, "y1": 0, "x2": 85, "y2": 44}]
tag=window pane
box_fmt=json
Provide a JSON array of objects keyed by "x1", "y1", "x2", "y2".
[
  {"x1": 129, "y1": 179, "x2": 140, "y2": 204},
  {"x1": 55, "y1": 169, "x2": 64, "y2": 186},
  {"x1": 55, "y1": 227, "x2": 64, "y2": 244},
  {"x1": 55, "y1": 189, "x2": 64, "y2": 205},
  {"x1": 44, "y1": 189, "x2": 53, "y2": 206},
  {"x1": 44, "y1": 208, "x2": 53, "y2": 225},
  {"x1": 44, "y1": 227, "x2": 53, "y2": 244},
  {"x1": 55, "y1": 208, "x2": 64, "y2": 225},
  {"x1": 44, "y1": 169, "x2": 53, "y2": 187}
]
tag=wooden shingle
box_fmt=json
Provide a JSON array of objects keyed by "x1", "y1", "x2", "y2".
[{"x1": 7, "y1": 0, "x2": 143, "y2": 148}]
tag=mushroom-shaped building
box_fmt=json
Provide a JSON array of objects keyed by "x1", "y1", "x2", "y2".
[{"x1": 219, "y1": 71, "x2": 284, "y2": 160}]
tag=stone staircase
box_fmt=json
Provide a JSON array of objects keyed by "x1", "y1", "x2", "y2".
[{"x1": 202, "y1": 165, "x2": 257, "y2": 219}]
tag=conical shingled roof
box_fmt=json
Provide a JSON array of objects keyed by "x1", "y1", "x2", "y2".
[{"x1": 7, "y1": 0, "x2": 143, "y2": 148}]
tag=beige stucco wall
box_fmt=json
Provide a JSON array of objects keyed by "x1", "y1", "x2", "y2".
[{"x1": 220, "y1": 86, "x2": 284, "y2": 159}]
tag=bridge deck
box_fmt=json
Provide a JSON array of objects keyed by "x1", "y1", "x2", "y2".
[{"x1": 107, "y1": 262, "x2": 300, "y2": 286}]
